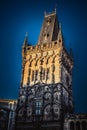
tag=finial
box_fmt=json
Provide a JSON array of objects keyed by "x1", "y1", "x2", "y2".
[
  {"x1": 55, "y1": 4, "x2": 57, "y2": 13},
  {"x1": 59, "y1": 23, "x2": 62, "y2": 35},
  {"x1": 59, "y1": 23, "x2": 61, "y2": 30},
  {"x1": 24, "y1": 32, "x2": 28, "y2": 46},
  {"x1": 44, "y1": 10, "x2": 46, "y2": 16},
  {"x1": 55, "y1": 7, "x2": 56, "y2": 13},
  {"x1": 25, "y1": 32, "x2": 28, "y2": 39},
  {"x1": 25, "y1": 32, "x2": 28, "y2": 42},
  {"x1": 57, "y1": 22, "x2": 63, "y2": 44}
]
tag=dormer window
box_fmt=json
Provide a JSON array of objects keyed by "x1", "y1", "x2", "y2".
[
  {"x1": 47, "y1": 17, "x2": 51, "y2": 25},
  {"x1": 44, "y1": 34, "x2": 47, "y2": 40},
  {"x1": 47, "y1": 33, "x2": 49, "y2": 37},
  {"x1": 44, "y1": 33, "x2": 49, "y2": 41}
]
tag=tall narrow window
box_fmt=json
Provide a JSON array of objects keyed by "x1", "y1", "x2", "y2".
[
  {"x1": 27, "y1": 76, "x2": 30, "y2": 85},
  {"x1": 52, "y1": 64, "x2": 55, "y2": 72},
  {"x1": 35, "y1": 70, "x2": 38, "y2": 81},
  {"x1": 40, "y1": 67, "x2": 43, "y2": 81},
  {"x1": 35, "y1": 100, "x2": 42, "y2": 115},
  {"x1": 29, "y1": 69, "x2": 31, "y2": 75},
  {"x1": 32, "y1": 70, "x2": 34, "y2": 81},
  {"x1": 52, "y1": 73, "x2": 55, "y2": 83},
  {"x1": 70, "y1": 122, "x2": 75, "y2": 130},
  {"x1": 28, "y1": 69, "x2": 31, "y2": 84},
  {"x1": 43, "y1": 68, "x2": 45, "y2": 80},
  {"x1": 47, "y1": 68, "x2": 50, "y2": 80}
]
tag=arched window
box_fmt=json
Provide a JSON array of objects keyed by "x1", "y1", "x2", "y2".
[
  {"x1": 29, "y1": 60, "x2": 33, "y2": 67},
  {"x1": 70, "y1": 121, "x2": 74, "y2": 130},
  {"x1": 82, "y1": 121, "x2": 87, "y2": 130},
  {"x1": 76, "y1": 121, "x2": 80, "y2": 130}
]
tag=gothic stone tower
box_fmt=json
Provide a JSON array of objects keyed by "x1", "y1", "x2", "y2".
[{"x1": 15, "y1": 11, "x2": 73, "y2": 130}]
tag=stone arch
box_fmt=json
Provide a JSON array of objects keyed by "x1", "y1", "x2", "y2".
[
  {"x1": 43, "y1": 103, "x2": 51, "y2": 121},
  {"x1": 42, "y1": 103, "x2": 51, "y2": 113},
  {"x1": 70, "y1": 121, "x2": 75, "y2": 130},
  {"x1": 46, "y1": 56, "x2": 53, "y2": 64},
  {"x1": 40, "y1": 57, "x2": 45, "y2": 65},
  {"x1": 46, "y1": 56, "x2": 50, "y2": 64},
  {"x1": 44, "y1": 91, "x2": 51, "y2": 101},
  {"x1": 29, "y1": 59, "x2": 33, "y2": 67},
  {"x1": 19, "y1": 95, "x2": 26, "y2": 105},
  {"x1": 44, "y1": 85, "x2": 51, "y2": 92},
  {"x1": 82, "y1": 121, "x2": 87, "y2": 130},
  {"x1": 76, "y1": 121, "x2": 80, "y2": 130},
  {"x1": 52, "y1": 56, "x2": 55, "y2": 63},
  {"x1": 36, "y1": 57, "x2": 44, "y2": 66},
  {"x1": 53, "y1": 104, "x2": 59, "y2": 114},
  {"x1": 52, "y1": 55, "x2": 58, "y2": 63},
  {"x1": 26, "y1": 106, "x2": 32, "y2": 117},
  {"x1": 36, "y1": 58, "x2": 40, "y2": 66},
  {"x1": 29, "y1": 59, "x2": 36, "y2": 67},
  {"x1": 18, "y1": 108, "x2": 24, "y2": 116},
  {"x1": 53, "y1": 91, "x2": 59, "y2": 101}
]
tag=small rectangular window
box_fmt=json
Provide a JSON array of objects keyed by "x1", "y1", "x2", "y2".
[{"x1": 35, "y1": 100, "x2": 42, "y2": 115}]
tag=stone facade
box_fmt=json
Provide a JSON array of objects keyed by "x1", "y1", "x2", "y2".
[
  {"x1": 15, "y1": 11, "x2": 87, "y2": 130},
  {"x1": 64, "y1": 113, "x2": 87, "y2": 130}
]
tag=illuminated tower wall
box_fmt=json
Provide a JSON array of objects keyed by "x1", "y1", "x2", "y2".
[{"x1": 15, "y1": 11, "x2": 73, "y2": 130}]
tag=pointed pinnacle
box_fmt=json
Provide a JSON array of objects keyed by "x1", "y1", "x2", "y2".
[
  {"x1": 25, "y1": 32, "x2": 28, "y2": 39},
  {"x1": 55, "y1": 7, "x2": 56, "y2": 13},
  {"x1": 44, "y1": 10, "x2": 46, "y2": 17}
]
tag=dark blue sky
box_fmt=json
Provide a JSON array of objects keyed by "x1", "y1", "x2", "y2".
[{"x1": 0, "y1": 0, "x2": 87, "y2": 113}]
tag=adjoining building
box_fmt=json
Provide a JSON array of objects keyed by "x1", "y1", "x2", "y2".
[
  {"x1": 0, "y1": 99, "x2": 17, "y2": 130},
  {"x1": 5, "y1": 10, "x2": 86, "y2": 130}
]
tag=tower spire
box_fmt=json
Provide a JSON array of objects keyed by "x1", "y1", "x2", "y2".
[
  {"x1": 55, "y1": 7, "x2": 57, "y2": 13},
  {"x1": 44, "y1": 10, "x2": 46, "y2": 17},
  {"x1": 57, "y1": 23, "x2": 64, "y2": 47},
  {"x1": 38, "y1": 10, "x2": 59, "y2": 44},
  {"x1": 55, "y1": 4, "x2": 57, "y2": 14},
  {"x1": 58, "y1": 23, "x2": 62, "y2": 41},
  {"x1": 59, "y1": 23, "x2": 62, "y2": 34},
  {"x1": 24, "y1": 32, "x2": 28, "y2": 46}
]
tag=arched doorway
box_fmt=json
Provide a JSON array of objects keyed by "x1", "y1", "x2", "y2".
[
  {"x1": 82, "y1": 121, "x2": 87, "y2": 130},
  {"x1": 76, "y1": 121, "x2": 80, "y2": 130},
  {"x1": 70, "y1": 121, "x2": 74, "y2": 130}
]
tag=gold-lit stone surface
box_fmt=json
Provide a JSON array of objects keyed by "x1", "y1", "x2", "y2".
[
  {"x1": 21, "y1": 11, "x2": 73, "y2": 87},
  {"x1": 22, "y1": 41, "x2": 64, "y2": 86}
]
